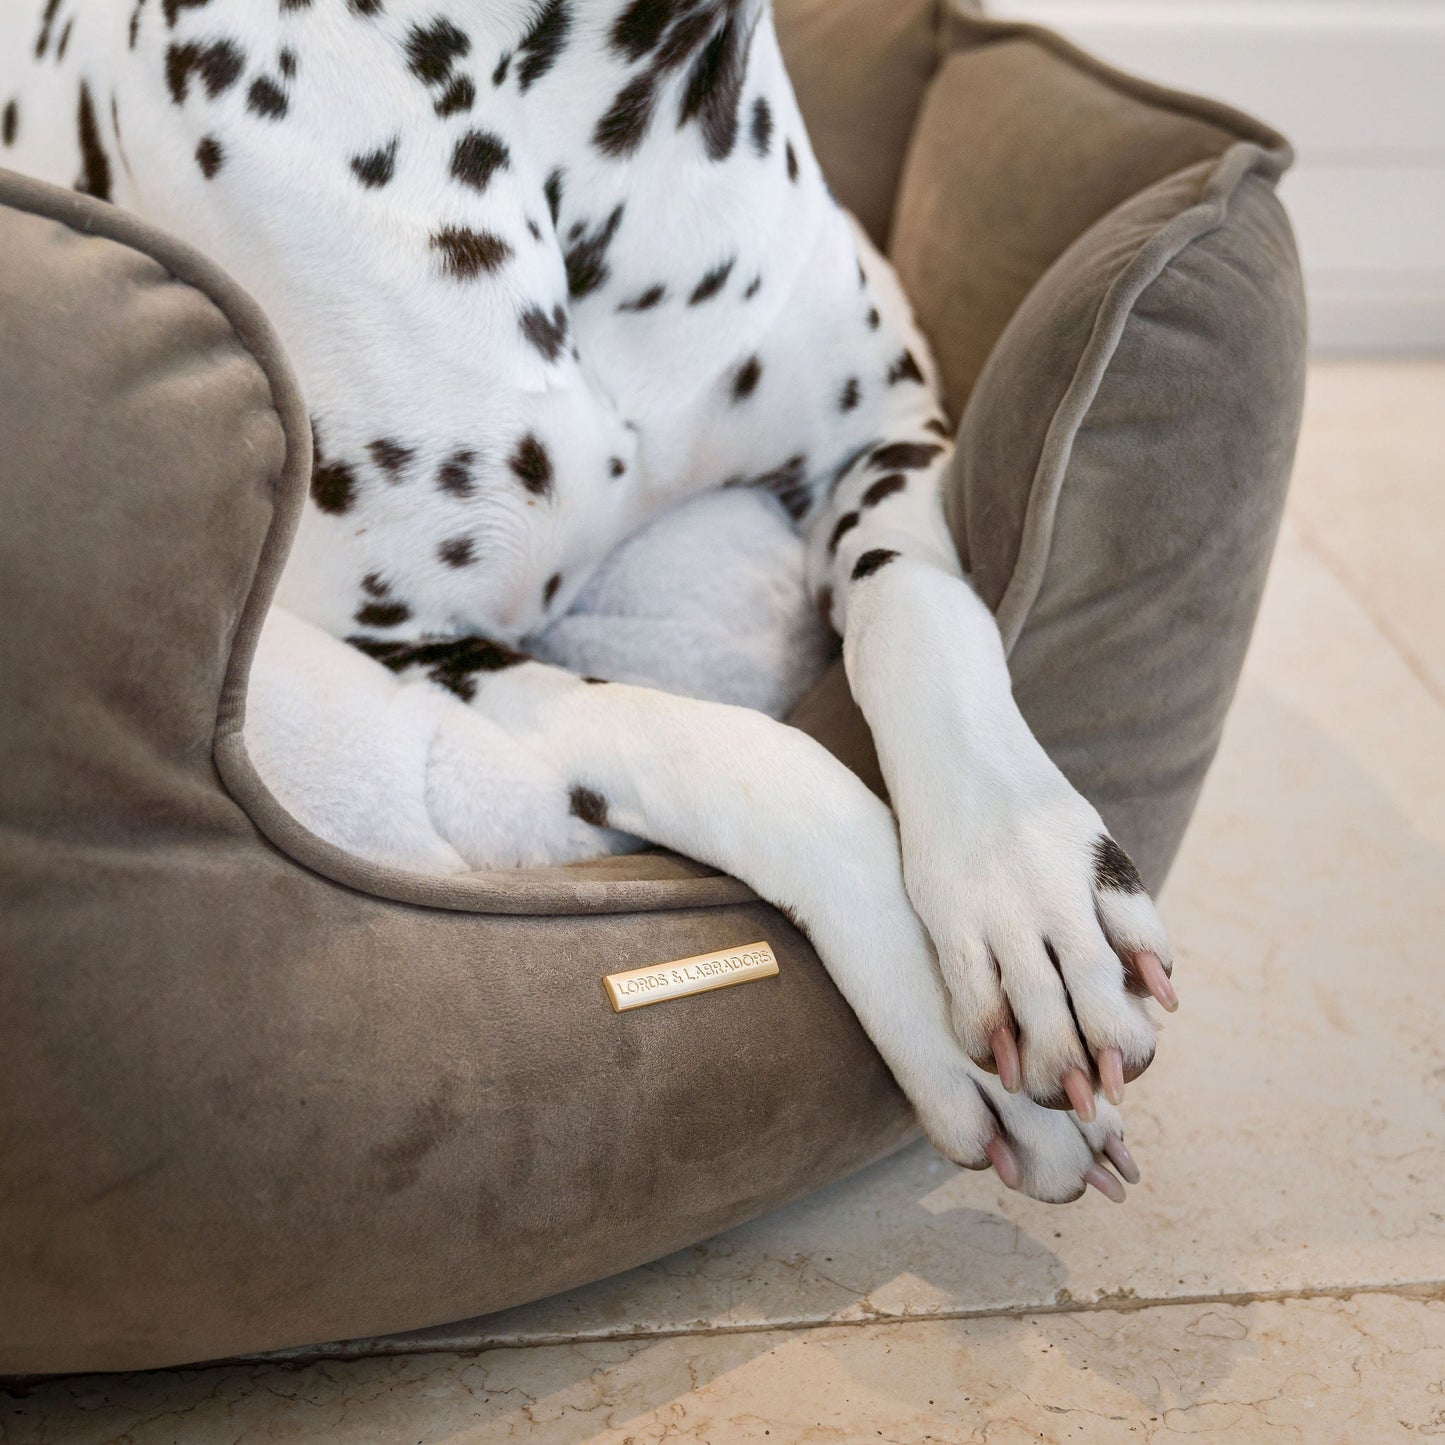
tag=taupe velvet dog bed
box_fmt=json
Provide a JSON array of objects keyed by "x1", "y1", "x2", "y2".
[{"x1": 0, "y1": 1, "x2": 1307, "y2": 1375}]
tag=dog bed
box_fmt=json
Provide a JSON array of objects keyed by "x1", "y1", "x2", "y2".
[{"x1": 0, "y1": 0, "x2": 1307, "y2": 1374}]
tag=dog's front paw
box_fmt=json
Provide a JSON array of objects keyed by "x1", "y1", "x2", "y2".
[{"x1": 900, "y1": 759, "x2": 1176, "y2": 1116}]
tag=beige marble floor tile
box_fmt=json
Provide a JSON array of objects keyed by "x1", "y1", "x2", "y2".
[
  {"x1": 8, "y1": 1292, "x2": 1445, "y2": 1443},
  {"x1": 1288, "y1": 361, "x2": 1445, "y2": 704},
  {"x1": 247, "y1": 510, "x2": 1445, "y2": 1358}
]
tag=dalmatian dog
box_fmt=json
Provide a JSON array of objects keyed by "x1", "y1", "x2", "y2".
[{"x1": 1, "y1": 0, "x2": 1179, "y2": 1204}]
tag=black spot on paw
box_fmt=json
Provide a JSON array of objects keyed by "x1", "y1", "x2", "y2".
[
  {"x1": 431, "y1": 226, "x2": 512, "y2": 279},
  {"x1": 743, "y1": 274, "x2": 762, "y2": 300},
  {"x1": 247, "y1": 75, "x2": 288, "y2": 119},
  {"x1": 866, "y1": 306, "x2": 880, "y2": 330},
  {"x1": 785, "y1": 139, "x2": 798, "y2": 181},
  {"x1": 689, "y1": 256, "x2": 734, "y2": 305},
  {"x1": 351, "y1": 137, "x2": 398, "y2": 187},
  {"x1": 2, "y1": 99, "x2": 17, "y2": 147},
  {"x1": 450, "y1": 128, "x2": 509, "y2": 192},
  {"x1": 569, "y1": 784, "x2": 609, "y2": 828},
  {"x1": 871, "y1": 441, "x2": 942, "y2": 472},
  {"x1": 827, "y1": 511, "x2": 859, "y2": 556},
  {"x1": 850, "y1": 548, "x2": 898, "y2": 581},
  {"x1": 519, "y1": 302, "x2": 569, "y2": 362},
  {"x1": 350, "y1": 634, "x2": 531, "y2": 702},
  {"x1": 861, "y1": 473, "x2": 906, "y2": 508},
  {"x1": 360, "y1": 572, "x2": 389, "y2": 598},
  {"x1": 278, "y1": 47, "x2": 297, "y2": 78},
  {"x1": 164, "y1": 39, "x2": 244, "y2": 105},
  {"x1": 310, "y1": 426, "x2": 357, "y2": 515},
  {"x1": 838, "y1": 377, "x2": 860, "y2": 413},
  {"x1": 731, "y1": 354, "x2": 762, "y2": 402},
  {"x1": 1093, "y1": 836, "x2": 1145, "y2": 895},
  {"x1": 543, "y1": 571, "x2": 563, "y2": 607},
  {"x1": 436, "y1": 448, "x2": 476, "y2": 496},
  {"x1": 887, "y1": 349, "x2": 925, "y2": 386},
  {"x1": 367, "y1": 437, "x2": 413, "y2": 479},
  {"x1": 509, "y1": 433, "x2": 553, "y2": 498},
  {"x1": 517, "y1": 0, "x2": 571, "y2": 92},
  {"x1": 609, "y1": 457, "x2": 626, "y2": 477}
]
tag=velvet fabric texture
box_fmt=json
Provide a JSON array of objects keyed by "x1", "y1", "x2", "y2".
[{"x1": 0, "y1": 1, "x2": 1305, "y2": 1374}]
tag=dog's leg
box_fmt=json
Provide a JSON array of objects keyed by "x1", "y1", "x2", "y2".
[
  {"x1": 248, "y1": 614, "x2": 1132, "y2": 1201},
  {"x1": 802, "y1": 318, "x2": 1175, "y2": 1122}
]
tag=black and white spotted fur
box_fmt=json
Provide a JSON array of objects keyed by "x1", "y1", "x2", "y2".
[{"x1": 1, "y1": 0, "x2": 1176, "y2": 1203}]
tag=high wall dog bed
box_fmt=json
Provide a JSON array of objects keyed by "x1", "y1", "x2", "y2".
[{"x1": 0, "y1": 1, "x2": 1307, "y2": 1374}]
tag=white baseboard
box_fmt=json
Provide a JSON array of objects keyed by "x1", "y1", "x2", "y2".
[{"x1": 984, "y1": 1, "x2": 1445, "y2": 353}]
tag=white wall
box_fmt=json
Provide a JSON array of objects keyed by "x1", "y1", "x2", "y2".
[{"x1": 984, "y1": 1, "x2": 1445, "y2": 353}]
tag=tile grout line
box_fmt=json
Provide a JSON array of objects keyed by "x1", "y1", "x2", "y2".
[
  {"x1": 1290, "y1": 508, "x2": 1445, "y2": 712},
  {"x1": 219, "y1": 1279, "x2": 1445, "y2": 1370}
]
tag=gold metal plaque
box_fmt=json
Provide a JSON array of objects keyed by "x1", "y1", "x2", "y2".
[{"x1": 603, "y1": 941, "x2": 779, "y2": 1013}]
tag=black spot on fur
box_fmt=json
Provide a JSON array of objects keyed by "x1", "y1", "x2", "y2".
[
  {"x1": 743, "y1": 274, "x2": 762, "y2": 300},
  {"x1": 543, "y1": 167, "x2": 564, "y2": 225},
  {"x1": 689, "y1": 256, "x2": 734, "y2": 304},
  {"x1": 367, "y1": 437, "x2": 413, "y2": 478},
  {"x1": 838, "y1": 377, "x2": 860, "y2": 413},
  {"x1": 348, "y1": 0, "x2": 382, "y2": 15},
  {"x1": 195, "y1": 134, "x2": 223, "y2": 176},
  {"x1": 491, "y1": 51, "x2": 510, "y2": 86},
  {"x1": 851, "y1": 548, "x2": 898, "y2": 581},
  {"x1": 653, "y1": 5, "x2": 713, "y2": 73},
  {"x1": 404, "y1": 18, "x2": 469, "y2": 86},
  {"x1": 543, "y1": 571, "x2": 563, "y2": 607},
  {"x1": 434, "y1": 75, "x2": 475, "y2": 116},
  {"x1": 1094, "y1": 836, "x2": 1146, "y2": 895},
  {"x1": 888, "y1": 349, "x2": 925, "y2": 386},
  {"x1": 75, "y1": 83, "x2": 113, "y2": 201},
  {"x1": 355, "y1": 599, "x2": 412, "y2": 628},
  {"x1": 128, "y1": 0, "x2": 148, "y2": 47},
  {"x1": 609, "y1": 457, "x2": 626, "y2": 477},
  {"x1": 247, "y1": 75, "x2": 288, "y2": 120},
  {"x1": 731, "y1": 355, "x2": 762, "y2": 402},
  {"x1": 278, "y1": 47, "x2": 297, "y2": 78},
  {"x1": 351, "y1": 635, "x2": 531, "y2": 703},
  {"x1": 925, "y1": 416, "x2": 951, "y2": 437},
  {"x1": 527, "y1": 218, "x2": 543, "y2": 241},
  {"x1": 165, "y1": 39, "x2": 244, "y2": 105},
  {"x1": 162, "y1": 0, "x2": 210, "y2": 24},
  {"x1": 583, "y1": 675, "x2": 608, "y2": 685},
  {"x1": 619, "y1": 283, "x2": 666, "y2": 313},
  {"x1": 569, "y1": 785, "x2": 609, "y2": 828},
  {"x1": 451, "y1": 129, "x2": 509, "y2": 191},
  {"x1": 432, "y1": 226, "x2": 512, "y2": 279},
  {"x1": 509, "y1": 434, "x2": 554, "y2": 498},
  {"x1": 861, "y1": 473, "x2": 906, "y2": 508},
  {"x1": 519, "y1": 303, "x2": 569, "y2": 362},
  {"x1": 57, "y1": 18, "x2": 73, "y2": 60},
  {"x1": 594, "y1": 72, "x2": 658, "y2": 157},
  {"x1": 438, "y1": 536, "x2": 474, "y2": 568},
  {"x1": 436, "y1": 449, "x2": 476, "y2": 496},
  {"x1": 750, "y1": 95, "x2": 772, "y2": 156},
  {"x1": 871, "y1": 441, "x2": 942, "y2": 471},
  {"x1": 827, "y1": 512, "x2": 859, "y2": 555},
  {"x1": 361, "y1": 572, "x2": 389, "y2": 598},
  {"x1": 564, "y1": 203, "x2": 624, "y2": 299},
  {"x1": 866, "y1": 306, "x2": 880, "y2": 330},
  {"x1": 678, "y1": 14, "x2": 744, "y2": 161},
  {"x1": 311, "y1": 437, "x2": 357, "y2": 514},
  {"x1": 350, "y1": 137, "x2": 398, "y2": 187},
  {"x1": 611, "y1": 0, "x2": 672, "y2": 61},
  {"x1": 2, "y1": 100, "x2": 18, "y2": 147},
  {"x1": 785, "y1": 139, "x2": 798, "y2": 181},
  {"x1": 517, "y1": 0, "x2": 572, "y2": 92}
]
